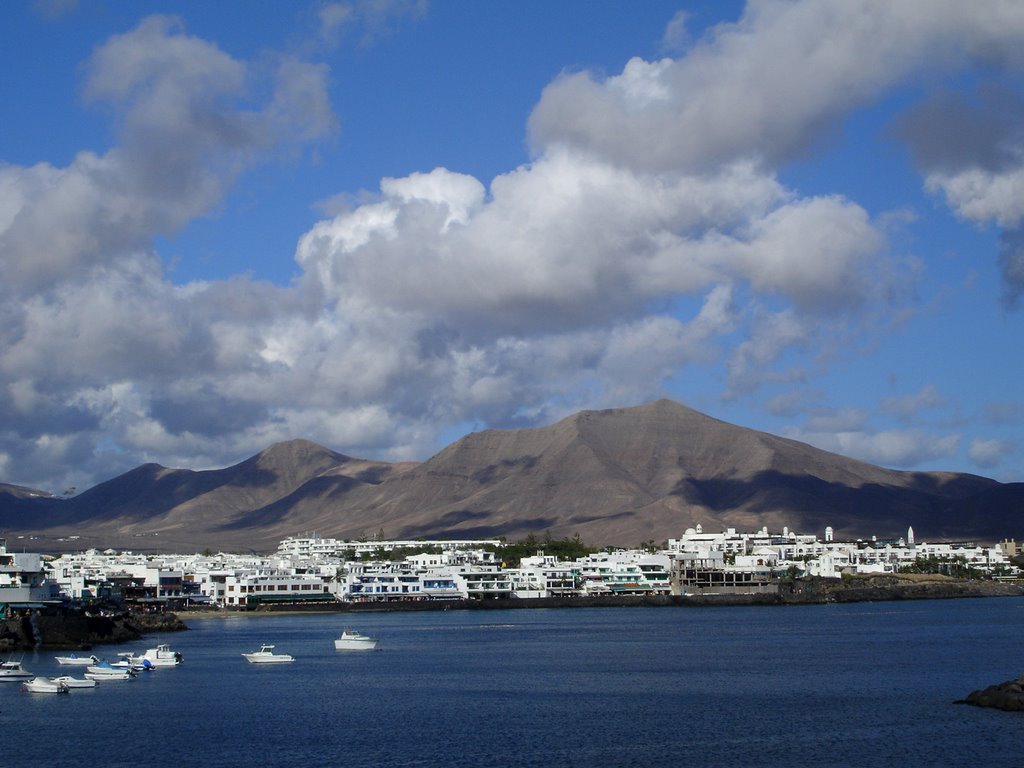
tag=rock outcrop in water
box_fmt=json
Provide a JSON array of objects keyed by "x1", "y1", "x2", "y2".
[{"x1": 958, "y1": 675, "x2": 1024, "y2": 712}]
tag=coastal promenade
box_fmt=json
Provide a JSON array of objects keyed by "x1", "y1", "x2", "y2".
[
  {"x1": 178, "y1": 573, "x2": 1024, "y2": 616},
  {"x1": 6, "y1": 574, "x2": 1020, "y2": 650}
]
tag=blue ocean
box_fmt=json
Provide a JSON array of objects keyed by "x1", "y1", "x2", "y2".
[{"x1": 3, "y1": 599, "x2": 1022, "y2": 767}]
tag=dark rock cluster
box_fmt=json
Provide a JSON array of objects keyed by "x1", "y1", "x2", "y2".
[
  {"x1": 958, "y1": 675, "x2": 1024, "y2": 712},
  {"x1": 0, "y1": 609, "x2": 186, "y2": 651}
]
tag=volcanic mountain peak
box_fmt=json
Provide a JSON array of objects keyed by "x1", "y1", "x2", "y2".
[
  {"x1": 2, "y1": 398, "x2": 1021, "y2": 552},
  {"x1": 250, "y1": 438, "x2": 350, "y2": 468},
  {"x1": 232, "y1": 439, "x2": 352, "y2": 486}
]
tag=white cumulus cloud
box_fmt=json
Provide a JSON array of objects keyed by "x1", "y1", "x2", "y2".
[{"x1": 4, "y1": 3, "x2": 1024, "y2": 492}]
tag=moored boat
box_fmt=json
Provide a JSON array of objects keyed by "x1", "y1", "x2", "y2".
[
  {"x1": 85, "y1": 669, "x2": 133, "y2": 681},
  {"x1": 85, "y1": 661, "x2": 136, "y2": 680},
  {"x1": 52, "y1": 675, "x2": 98, "y2": 689},
  {"x1": 242, "y1": 645, "x2": 294, "y2": 664},
  {"x1": 55, "y1": 653, "x2": 100, "y2": 666},
  {"x1": 141, "y1": 643, "x2": 183, "y2": 667},
  {"x1": 111, "y1": 652, "x2": 153, "y2": 671},
  {"x1": 333, "y1": 630, "x2": 378, "y2": 651},
  {"x1": 0, "y1": 658, "x2": 34, "y2": 682},
  {"x1": 23, "y1": 677, "x2": 70, "y2": 694}
]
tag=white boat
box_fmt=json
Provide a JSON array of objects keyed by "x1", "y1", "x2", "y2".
[
  {"x1": 0, "y1": 658, "x2": 34, "y2": 682},
  {"x1": 140, "y1": 643, "x2": 183, "y2": 667},
  {"x1": 333, "y1": 630, "x2": 378, "y2": 651},
  {"x1": 85, "y1": 661, "x2": 136, "y2": 680},
  {"x1": 22, "y1": 677, "x2": 69, "y2": 694},
  {"x1": 85, "y1": 669, "x2": 133, "y2": 681},
  {"x1": 242, "y1": 645, "x2": 294, "y2": 664},
  {"x1": 112, "y1": 652, "x2": 153, "y2": 671},
  {"x1": 52, "y1": 675, "x2": 98, "y2": 689},
  {"x1": 55, "y1": 653, "x2": 100, "y2": 666}
]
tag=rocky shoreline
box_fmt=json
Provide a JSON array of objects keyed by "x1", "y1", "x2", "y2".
[
  {"x1": 714, "y1": 573, "x2": 1024, "y2": 606},
  {"x1": 0, "y1": 610, "x2": 187, "y2": 652}
]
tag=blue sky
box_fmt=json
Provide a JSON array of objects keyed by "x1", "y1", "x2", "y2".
[{"x1": 2, "y1": 0, "x2": 1023, "y2": 494}]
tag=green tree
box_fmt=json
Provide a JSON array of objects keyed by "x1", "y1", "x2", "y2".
[{"x1": 487, "y1": 534, "x2": 596, "y2": 567}]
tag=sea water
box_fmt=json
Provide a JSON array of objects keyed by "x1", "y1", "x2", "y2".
[{"x1": 2, "y1": 598, "x2": 1022, "y2": 768}]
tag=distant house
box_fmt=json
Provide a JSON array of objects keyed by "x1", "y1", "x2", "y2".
[{"x1": 0, "y1": 538, "x2": 60, "y2": 609}]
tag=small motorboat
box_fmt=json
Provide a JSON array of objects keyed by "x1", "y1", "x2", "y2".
[
  {"x1": 85, "y1": 661, "x2": 136, "y2": 680},
  {"x1": 85, "y1": 669, "x2": 133, "y2": 681},
  {"x1": 141, "y1": 643, "x2": 183, "y2": 667},
  {"x1": 0, "y1": 658, "x2": 34, "y2": 682},
  {"x1": 242, "y1": 645, "x2": 294, "y2": 664},
  {"x1": 52, "y1": 675, "x2": 98, "y2": 689},
  {"x1": 333, "y1": 630, "x2": 378, "y2": 651},
  {"x1": 111, "y1": 653, "x2": 153, "y2": 671},
  {"x1": 55, "y1": 653, "x2": 100, "y2": 666},
  {"x1": 23, "y1": 677, "x2": 70, "y2": 694}
]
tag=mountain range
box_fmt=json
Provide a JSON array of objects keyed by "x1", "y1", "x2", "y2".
[{"x1": 2, "y1": 399, "x2": 1022, "y2": 553}]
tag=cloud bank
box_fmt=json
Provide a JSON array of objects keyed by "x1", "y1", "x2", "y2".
[{"x1": 3, "y1": 2, "x2": 1024, "y2": 492}]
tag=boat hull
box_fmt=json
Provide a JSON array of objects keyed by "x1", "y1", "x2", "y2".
[
  {"x1": 141, "y1": 645, "x2": 183, "y2": 666},
  {"x1": 334, "y1": 632, "x2": 378, "y2": 651},
  {"x1": 242, "y1": 652, "x2": 294, "y2": 664},
  {"x1": 85, "y1": 670, "x2": 133, "y2": 681},
  {"x1": 23, "y1": 678, "x2": 69, "y2": 694},
  {"x1": 0, "y1": 661, "x2": 33, "y2": 682},
  {"x1": 334, "y1": 639, "x2": 377, "y2": 650},
  {"x1": 53, "y1": 675, "x2": 98, "y2": 688},
  {"x1": 0, "y1": 672, "x2": 33, "y2": 682},
  {"x1": 55, "y1": 655, "x2": 98, "y2": 666},
  {"x1": 86, "y1": 664, "x2": 135, "y2": 680}
]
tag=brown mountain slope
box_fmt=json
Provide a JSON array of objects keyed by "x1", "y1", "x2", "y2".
[
  {"x1": 2, "y1": 400, "x2": 1021, "y2": 552},
  {"x1": 309, "y1": 398, "x2": 1004, "y2": 546},
  {"x1": 0, "y1": 440, "x2": 404, "y2": 551},
  {"x1": 203, "y1": 399, "x2": 1013, "y2": 548},
  {"x1": 0, "y1": 483, "x2": 56, "y2": 500}
]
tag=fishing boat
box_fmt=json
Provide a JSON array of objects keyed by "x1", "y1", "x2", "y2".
[
  {"x1": 52, "y1": 675, "x2": 98, "y2": 689},
  {"x1": 242, "y1": 645, "x2": 294, "y2": 664},
  {"x1": 54, "y1": 653, "x2": 100, "y2": 666},
  {"x1": 85, "y1": 661, "x2": 135, "y2": 681},
  {"x1": 85, "y1": 669, "x2": 133, "y2": 681},
  {"x1": 111, "y1": 653, "x2": 153, "y2": 671},
  {"x1": 22, "y1": 677, "x2": 69, "y2": 694},
  {"x1": 140, "y1": 643, "x2": 183, "y2": 667},
  {"x1": 0, "y1": 658, "x2": 33, "y2": 682},
  {"x1": 333, "y1": 630, "x2": 378, "y2": 651}
]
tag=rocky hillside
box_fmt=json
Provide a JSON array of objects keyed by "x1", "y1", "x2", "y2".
[{"x1": 1, "y1": 400, "x2": 1022, "y2": 552}]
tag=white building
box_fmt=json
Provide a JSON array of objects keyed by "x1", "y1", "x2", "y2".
[
  {"x1": 0, "y1": 538, "x2": 60, "y2": 606},
  {"x1": 572, "y1": 551, "x2": 671, "y2": 595},
  {"x1": 222, "y1": 572, "x2": 331, "y2": 607}
]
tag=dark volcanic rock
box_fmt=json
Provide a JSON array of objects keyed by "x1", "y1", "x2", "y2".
[
  {"x1": 959, "y1": 676, "x2": 1024, "y2": 712},
  {"x1": 777, "y1": 574, "x2": 1024, "y2": 603},
  {"x1": 0, "y1": 610, "x2": 187, "y2": 651}
]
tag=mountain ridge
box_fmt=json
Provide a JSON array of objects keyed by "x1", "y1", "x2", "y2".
[{"x1": 1, "y1": 399, "x2": 1020, "y2": 552}]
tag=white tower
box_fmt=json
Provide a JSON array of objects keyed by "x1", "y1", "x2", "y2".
[
  {"x1": 907, "y1": 526, "x2": 915, "y2": 546},
  {"x1": 825, "y1": 526, "x2": 834, "y2": 542}
]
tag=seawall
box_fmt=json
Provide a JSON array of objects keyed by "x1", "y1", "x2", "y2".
[{"x1": 218, "y1": 575, "x2": 1024, "y2": 615}]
